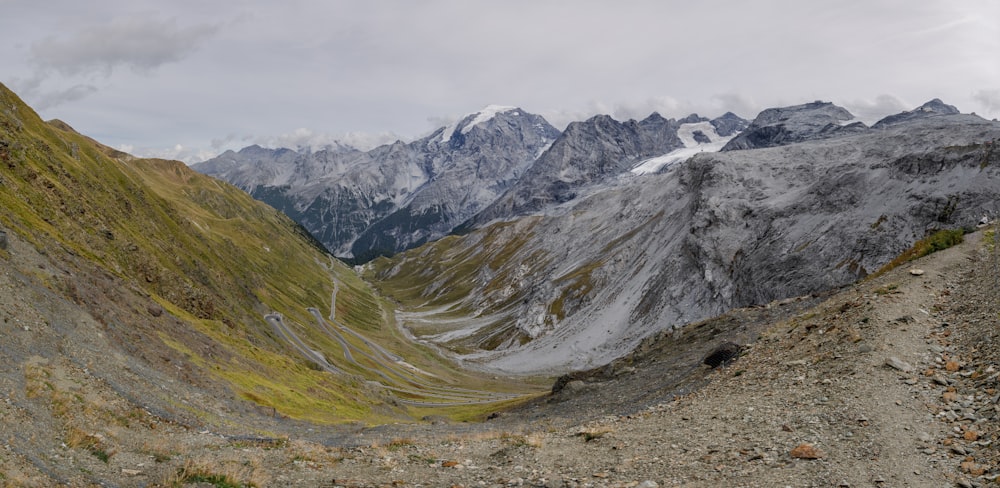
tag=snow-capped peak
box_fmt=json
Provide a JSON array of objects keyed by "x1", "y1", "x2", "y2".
[
  {"x1": 440, "y1": 105, "x2": 519, "y2": 142},
  {"x1": 462, "y1": 105, "x2": 518, "y2": 134}
]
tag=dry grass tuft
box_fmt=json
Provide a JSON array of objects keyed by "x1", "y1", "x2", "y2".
[
  {"x1": 575, "y1": 426, "x2": 613, "y2": 442},
  {"x1": 163, "y1": 454, "x2": 270, "y2": 488},
  {"x1": 65, "y1": 427, "x2": 114, "y2": 463}
]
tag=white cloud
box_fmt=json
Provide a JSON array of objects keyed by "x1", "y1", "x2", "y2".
[
  {"x1": 253, "y1": 128, "x2": 405, "y2": 153},
  {"x1": 973, "y1": 90, "x2": 1000, "y2": 118},
  {"x1": 842, "y1": 95, "x2": 910, "y2": 124},
  {"x1": 129, "y1": 143, "x2": 219, "y2": 164}
]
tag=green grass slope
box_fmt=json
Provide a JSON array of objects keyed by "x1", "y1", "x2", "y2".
[{"x1": 0, "y1": 83, "x2": 537, "y2": 425}]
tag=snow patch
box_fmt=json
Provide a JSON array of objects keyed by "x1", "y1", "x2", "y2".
[
  {"x1": 462, "y1": 105, "x2": 518, "y2": 135},
  {"x1": 631, "y1": 121, "x2": 737, "y2": 175},
  {"x1": 438, "y1": 105, "x2": 519, "y2": 143},
  {"x1": 440, "y1": 120, "x2": 461, "y2": 143}
]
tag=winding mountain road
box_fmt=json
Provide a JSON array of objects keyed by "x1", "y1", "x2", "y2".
[{"x1": 264, "y1": 279, "x2": 525, "y2": 406}]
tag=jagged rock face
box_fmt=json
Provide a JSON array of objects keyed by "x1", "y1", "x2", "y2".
[
  {"x1": 468, "y1": 113, "x2": 688, "y2": 225},
  {"x1": 372, "y1": 112, "x2": 1000, "y2": 374},
  {"x1": 721, "y1": 101, "x2": 857, "y2": 151},
  {"x1": 194, "y1": 145, "x2": 362, "y2": 190},
  {"x1": 872, "y1": 98, "x2": 961, "y2": 129},
  {"x1": 710, "y1": 112, "x2": 751, "y2": 137},
  {"x1": 195, "y1": 107, "x2": 559, "y2": 259},
  {"x1": 350, "y1": 109, "x2": 560, "y2": 260}
]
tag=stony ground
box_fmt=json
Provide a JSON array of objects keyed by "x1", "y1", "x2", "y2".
[{"x1": 1, "y1": 228, "x2": 998, "y2": 487}]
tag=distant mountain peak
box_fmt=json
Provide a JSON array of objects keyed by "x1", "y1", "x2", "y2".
[
  {"x1": 721, "y1": 101, "x2": 855, "y2": 151},
  {"x1": 439, "y1": 105, "x2": 521, "y2": 143},
  {"x1": 678, "y1": 113, "x2": 709, "y2": 124},
  {"x1": 872, "y1": 98, "x2": 961, "y2": 129},
  {"x1": 918, "y1": 98, "x2": 960, "y2": 114}
]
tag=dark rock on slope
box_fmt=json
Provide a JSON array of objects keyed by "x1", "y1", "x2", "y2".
[{"x1": 721, "y1": 100, "x2": 857, "y2": 151}]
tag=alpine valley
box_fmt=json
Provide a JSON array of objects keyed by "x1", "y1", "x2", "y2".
[
  {"x1": 199, "y1": 99, "x2": 1000, "y2": 374},
  {"x1": 3, "y1": 79, "x2": 1000, "y2": 486}
]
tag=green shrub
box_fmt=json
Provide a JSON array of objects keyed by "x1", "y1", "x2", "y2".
[{"x1": 870, "y1": 229, "x2": 964, "y2": 279}]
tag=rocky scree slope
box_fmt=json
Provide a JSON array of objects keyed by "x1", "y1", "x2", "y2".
[
  {"x1": 369, "y1": 103, "x2": 1000, "y2": 374},
  {"x1": 195, "y1": 107, "x2": 560, "y2": 261}
]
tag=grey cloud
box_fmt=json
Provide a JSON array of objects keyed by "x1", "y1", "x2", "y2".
[
  {"x1": 34, "y1": 84, "x2": 99, "y2": 110},
  {"x1": 29, "y1": 16, "x2": 219, "y2": 77},
  {"x1": 973, "y1": 90, "x2": 1000, "y2": 114}
]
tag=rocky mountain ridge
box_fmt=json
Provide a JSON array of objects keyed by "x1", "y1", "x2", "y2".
[
  {"x1": 194, "y1": 106, "x2": 560, "y2": 260},
  {"x1": 196, "y1": 109, "x2": 750, "y2": 261},
  {"x1": 465, "y1": 112, "x2": 749, "y2": 227}
]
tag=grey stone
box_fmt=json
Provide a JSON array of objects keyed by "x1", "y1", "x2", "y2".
[{"x1": 885, "y1": 357, "x2": 913, "y2": 372}]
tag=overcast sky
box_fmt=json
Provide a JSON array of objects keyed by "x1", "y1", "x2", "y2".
[{"x1": 3, "y1": 0, "x2": 999, "y2": 162}]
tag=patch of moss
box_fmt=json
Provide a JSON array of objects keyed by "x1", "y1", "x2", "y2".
[{"x1": 869, "y1": 229, "x2": 965, "y2": 279}]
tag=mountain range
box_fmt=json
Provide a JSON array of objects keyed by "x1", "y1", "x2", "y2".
[
  {"x1": 194, "y1": 106, "x2": 560, "y2": 261},
  {"x1": 194, "y1": 108, "x2": 749, "y2": 261},
  {"x1": 4, "y1": 78, "x2": 1000, "y2": 485}
]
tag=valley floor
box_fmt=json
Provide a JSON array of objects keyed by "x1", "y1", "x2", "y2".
[{"x1": 2, "y1": 229, "x2": 999, "y2": 487}]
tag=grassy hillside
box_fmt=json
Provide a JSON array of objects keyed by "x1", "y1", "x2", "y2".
[{"x1": 0, "y1": 83, "x2": 537, "y2": 425}]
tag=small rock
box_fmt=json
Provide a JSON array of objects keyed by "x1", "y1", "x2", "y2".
[
  {"x1": 147, "y1": 304, "x2": 163, "y2": 317},
  {"x1": 885, "y1": 357, "x2": 913, "y2": 372},
  {"x1": 637, "y1": 482, "x2": 659, "y2": 488},
  {"x1": 909, "y1": 268, "x2": 925, "y2": 276},
  {"x1": 956, "y1": 479, "x2": 974, "y2": 488},
  {"x1": 964, "y1": 431, "x2": 979, "y2": 441},
  {"x1": 790, "y1": 443, "x2": 825, "y2": 459},
  {"x1": 946, "y1": 361, "x2": 961, "y2": 372},
  {"x1": 121, "y1": 469, "x2": 143, "y2": 476},
  {"x1": 858, "y1": 344, "x2": 874, "y2": 353}
]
